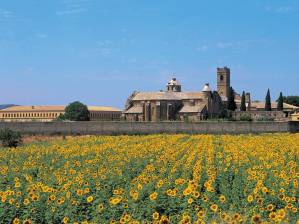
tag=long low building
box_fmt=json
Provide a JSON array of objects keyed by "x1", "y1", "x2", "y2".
[{"x1": 0, "y1": 105, "x2": 122, "y2": 122}]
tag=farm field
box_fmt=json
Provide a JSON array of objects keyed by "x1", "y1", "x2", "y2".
[{"x1": 0, "y1": 134, "x2": 298, "y2": 224}]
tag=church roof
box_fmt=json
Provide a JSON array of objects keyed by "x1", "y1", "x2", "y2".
[
  {"x1": 132, "y1": 92, "x2": 205, "y2": 101},
  {"x1": 0, "y1": 105, "x2": 65, "y2": 112},
  {"x1": 88, "y1": 106, "x2": 122, "y2": 112},
  {"x1": 251, "y1": 102, "x2": 299, "y2": 110},
  {"x1": 179, "y1": 104, "x2": 207, "y2": 113},
  {"x1": 123, "y1": 105, "x2": 143, "y2": 114}
]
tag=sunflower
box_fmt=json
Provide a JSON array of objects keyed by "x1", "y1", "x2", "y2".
[
  {"x1": 9, "y1": 198, "x2": 15, "y2": 205},
  {"x1": 291, "y1": 207, "x2": 298, "y2": 213},
  {"x1": 49, "y1": 194, "x2": 56, "y2": 201},
  {"x1": 286, "y1": 203, "x2": 293, "y2": 209},
  {"x1": 123, "y1": 214, "x2": 131, "y2": 222},
  {"x1": 277, "y1": 209, "x2": 286, "y2": 218},
  {"x1": 98, "y1": 203, "x2": 104, "y2": 212},
  {"x1": 83, "y1": 188, "x2": 90, "y2": 194},
  {"x1": 247, "y1": 195, "x2": 254, "y2": 203},
  {"x1": 57, "y1": 197, "x2": 65, "y2": 205},
  {"x1": 62, "y1": 217, "x2": 69, "y2": 224},
  {"x1": 137, "y1": 184, "x2": 143, "y2": 190},
  {"x1": 166, "y1": 189, "x2": 173, "y2": 197},
  {"x1": 110, "y1": 196, "x2": 122, "y2": 205},
  {"x1": 86, "y1": 196, "x2": 93, "y2": 203},
  {"x1": 251, "y1": 214, "x2": 262, "y2": 223},
  {"x1": 219, "y1": 195, "x2": 226, "y2": 203},
  {"x1": 132, "y1": 192, "x2": 138, "y2": 201},
  {"x1": 119, "y1": 218, "x2": 126, "y2": 224},
  {"x1": 160, "y1": 215, "x2": 170, "y2": 224},
  {"x1": 188, "y1": 198, "x2": 193, "y2": 204},
  {"x1": 31, "y1": 195, "x2": 39, "y2": 201},
  {"x1": 269, "y1": 212, "x2": 276, "y2": 220},
  {"x1": 210, "y1": 204, "x2": 218, "y2": 213},
  {"x1": 76, "y1": 189, "x2": 83, "y2": 196},
  {"x1": 152, "y1": 212, "x2": 159, "y2": 220},
  {"x1": 261, "y1": 187, "x2": 268, "y2": 194},
  {"x1": 183, "y1": 188, "x2": 192, "y2": 196},
  {"x1": 267, "y1": 204, "x2": 274, "y2": 211},
  {"x1": 193, "y1": 191, "x2": 200, "y2": 198},
  {"x1": 149, "y1": 192, "x2": 158, "y2": 201},
  {"x1": 203, "y1": 195, "x2": 209, "y2": 202},
  {"x1": 12, "y1": 218, "x2": 20, "y2": 224},
  {"x1": 23, "y1": 219, "x2": 32, "y2": 224},
  {"x1": 23, "y1": 198, "x2": 30, "y2": 206},
  {"x1": 233, "y1": 213, "x2": 242, "y2": 222},
  {"x1": 197, "y1": 210, "x2": 204, "y2": 218}
]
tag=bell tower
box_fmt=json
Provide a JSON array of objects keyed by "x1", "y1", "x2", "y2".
[
  {"x1": 166, "y1": 78, "x2": 181, "y2": 92},
  {"x1": 217, "y1": 67, "x2": 230, "y2": 99}
]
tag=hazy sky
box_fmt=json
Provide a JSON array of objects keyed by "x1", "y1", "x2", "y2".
[{"x1": 0, "y1": 0, "x2": 298, "y2": 108}]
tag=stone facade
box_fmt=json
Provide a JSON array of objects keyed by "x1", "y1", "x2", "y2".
[
  {"x1": 233, "y1": 103, "x2": 299, "y2": 121},
  {"x1": 0, "y1": 106, "x2": 122, "y2": 122},
  {"x1": 217, "y1": 67, "x2": 230, "y2": 100},
  {"x1": 124, "y1": 66, "x2": 299, "y2": 122},
  {"x1": 124, "y1": 77, "x2": 225, "y2": 121},
  {"x1": 232, "y1": 111, "x2": 286, "y2": 121},
  {"x1": 291, "y1": 113, "x2": 299, "y2": 121}
]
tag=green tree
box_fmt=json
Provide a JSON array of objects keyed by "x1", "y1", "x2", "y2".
[
  {"x1": 227, "y1": 87, "x2": 237, "y2": 111},
  {"x1": 0, "y1": 128, "x2": 22, "y2": 148},
  {"x1": 277, "y1": 92, "x2": 284, "y2": 111},
  {"x1": 265, "y1": 89, "x2": 272, "y2": 111},
  {"x1": 63, "y1": 101, "x2": 90, "y2": 121},
  {"x1": 240, "y1": 91, "x2": 247, "y2": 111}
]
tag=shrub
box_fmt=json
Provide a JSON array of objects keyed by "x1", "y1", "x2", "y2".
[
  {"x1": 257, "y1": 116, "x2": 274, "y2": 122},
  {"x1": 0, "y1": 128, "x2": 23, "y2": 148},
  {"x1": 240, "y1": 114, "x2": 252, "y2": 121}
]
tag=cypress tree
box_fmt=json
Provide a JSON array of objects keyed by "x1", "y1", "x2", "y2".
[
  {"x1": 265, "y1": 89, "x2": 272, "y2": 111},
  {"x1": 240, "y1": 91, "x2": 247, "y2": 111},
  {"x1": 277, "y1": 92, "x2": 284, "y2": 111},
  {"x1": 228, "y1": 87, "x2": 237, "y2": 111}
]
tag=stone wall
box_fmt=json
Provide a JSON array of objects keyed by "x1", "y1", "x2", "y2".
[
  {"x1": 0, "y1": 121, "x2": 298, "y2": 135},
  {"x1": 232, "y1": 111, "x2": 287, "y2": 121}
]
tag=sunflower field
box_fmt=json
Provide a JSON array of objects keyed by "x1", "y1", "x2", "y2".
[{"x1": 0, "y1": 134, "x2": 298, "y2": 224}]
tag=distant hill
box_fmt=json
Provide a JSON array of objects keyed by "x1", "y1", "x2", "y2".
[{"x1": 0, "y1": 104, "x2": 17, "y2": 110}]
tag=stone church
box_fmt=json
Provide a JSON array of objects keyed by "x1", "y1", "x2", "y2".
[{"x1": 123, "y1": 68, "x2": 230, "y2": 121}]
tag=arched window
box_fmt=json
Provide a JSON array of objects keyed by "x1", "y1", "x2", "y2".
[{"x1": 220, "y1": 75, "x2": 224, "y2": 81}]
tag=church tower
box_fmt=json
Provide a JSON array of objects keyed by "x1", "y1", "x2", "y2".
[
  {"x1": 217, "y1": 67, "x2": 230, "y2": 99},
  {"x1": 166, "y1": 78, "x2": 182, "y2": 92}
]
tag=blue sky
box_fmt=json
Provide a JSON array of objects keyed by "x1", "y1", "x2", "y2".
[{"x1": 0, "y1": 0, "x2": 298, "y2": 108}]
